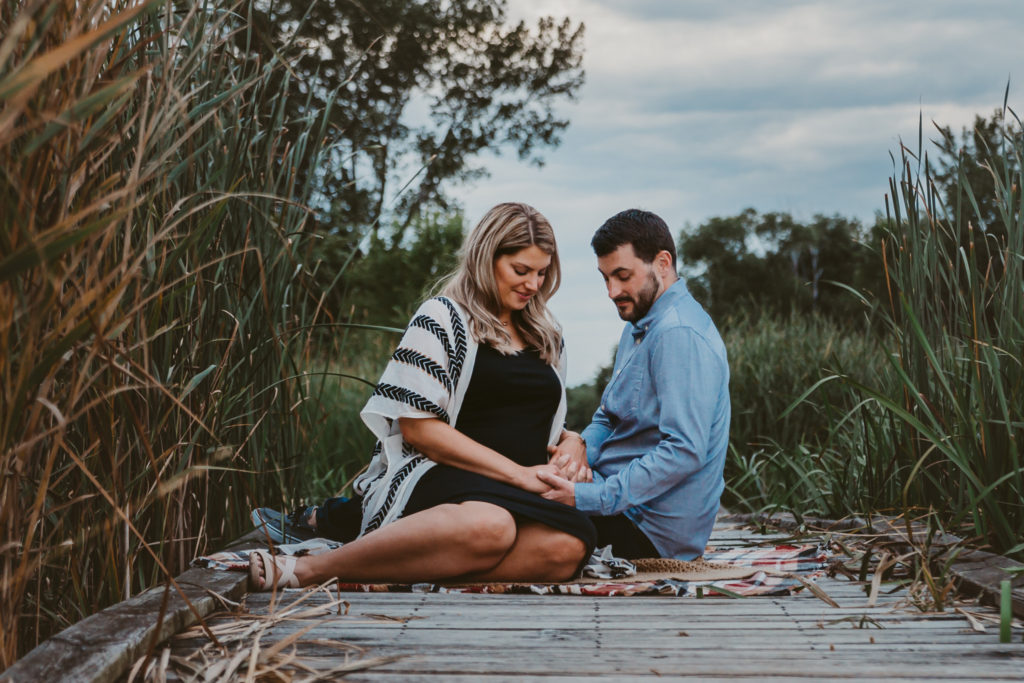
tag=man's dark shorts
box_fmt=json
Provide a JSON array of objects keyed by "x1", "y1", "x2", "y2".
[{"x1": 589, "y1": 514, "x2": 659, "y2": 559}]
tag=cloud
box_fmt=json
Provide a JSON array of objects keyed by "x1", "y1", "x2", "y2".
[
  {"x1": 449, "y1": 0, "x2": 1024, "y2": 384},
  {"x1": 572, "y1": 1, "x2": 1021, "y2": 111}
]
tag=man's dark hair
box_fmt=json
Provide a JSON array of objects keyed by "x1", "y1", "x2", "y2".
[{"x1": 591, "y1": 209, "x2": 677, "y2": 269}]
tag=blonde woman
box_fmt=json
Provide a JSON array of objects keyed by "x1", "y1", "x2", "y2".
[{"x1": 249, "y1": 203, "x2": 596, "y2": 589}]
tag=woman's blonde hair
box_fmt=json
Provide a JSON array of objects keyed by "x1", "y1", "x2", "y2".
[{"x1": 438, "y1": 202, "x2": 562, "y2": 364}]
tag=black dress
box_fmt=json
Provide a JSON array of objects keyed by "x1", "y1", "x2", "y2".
[{"x1": 403, "y1": 344, "x2": 597, "y2": 550}]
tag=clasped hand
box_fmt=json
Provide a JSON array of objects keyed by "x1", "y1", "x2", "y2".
[
  {"x1": 513, "y1": 434, "x2": 589, "y2": 505},
  {"x1": 517, "y1": 463, "x2": 563, "y2": 494},
  {"x1": 547, "y1": 437, "x2": 591, "y2": 483},
  {"x1": 517, "y1": 463, "x2": 576, "y2": 506}
]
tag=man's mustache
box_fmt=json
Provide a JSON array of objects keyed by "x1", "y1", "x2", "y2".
[{"x1": 613, "y1": 296, "x2": 634, "y2": 304}]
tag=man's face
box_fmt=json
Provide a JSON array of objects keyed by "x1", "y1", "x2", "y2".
[{"x1": 597, "y1": 244, "x2": 664, "y2": 322}]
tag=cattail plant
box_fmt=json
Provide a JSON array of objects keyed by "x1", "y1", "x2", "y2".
[
  {"x1": 872, "y1": 105, "x2": 1024, "y2": 556},
  {"x1": 778, "y1": 106, "x2": 1024, "y2": 556},
  {"x1": 724, "y1": 106, "x2": 1023, "y2": 559}
]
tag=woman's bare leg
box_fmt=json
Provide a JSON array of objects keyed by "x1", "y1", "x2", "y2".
[
  {"x1": 254, "y1": 501, "x2": 517, "y2": 587},
  {"x1": 456, "y1": 521, "x2": 587, "y2": 583}
]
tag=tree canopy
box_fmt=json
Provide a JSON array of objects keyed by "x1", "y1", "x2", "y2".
[
  {"x1": 245, "y1": 0, "x2": 585, "y2": 235},
  {"x1": 929, "y1": 109, "x2": 1022, "y2": 283},
  {"x1": 678, "y1": 209, "x2": 882, "y2": 325},
  {"x1": 332, "y1": 211, "x2": 466, "y2": 328},
  {"x1": 932, "y1": 109, "x2": 1022, "y2": 238}
]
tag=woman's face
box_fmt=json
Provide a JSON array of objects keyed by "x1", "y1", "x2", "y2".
[{"x1": 493, "y1": 244, "x2": 552, "y2": 316}]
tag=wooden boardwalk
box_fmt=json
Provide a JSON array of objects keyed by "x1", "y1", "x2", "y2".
[{"x1": 161, "y1": 521, "x2": 1024, "y2": 682}]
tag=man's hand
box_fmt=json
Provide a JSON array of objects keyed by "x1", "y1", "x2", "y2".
[
  {"x1": 536, "y1": 469, "x2": 575, "y2": 507},
  {"x1": 547, "y1": 431, "x2": 592, "y2": 483}
]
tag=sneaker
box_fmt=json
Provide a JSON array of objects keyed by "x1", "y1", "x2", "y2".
[{"x1": 251, "y1": 506, "x2": 318, "y2": 544}]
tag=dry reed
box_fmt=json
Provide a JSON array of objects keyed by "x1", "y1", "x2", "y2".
[{"x1": 1, "y1": 0, "x2": 341, "y2": 664}]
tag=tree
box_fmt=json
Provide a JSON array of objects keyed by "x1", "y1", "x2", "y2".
[
  {"x1": 244, "y1": 0, "x2": 585, "y2": 236},
  {"x1": 931, "y1": 109, "x2": 1022, "y2": 277},
  {"x1": 336, "y1": 211, "x2": 466, "y2": 328},
  {"x1": 565, "y1": 356, "x2": 613, "y2": 430},
  {"x1": 678, "y1": 209, "x2": 881, "y2": 324},
  {"x1": 678, "y1": 209, "x2": 777, "y2": 318}
]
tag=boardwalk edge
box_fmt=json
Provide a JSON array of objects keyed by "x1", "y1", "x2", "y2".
[{"x1": 0, "y1": 566, "x2": 248, "y2": 683}]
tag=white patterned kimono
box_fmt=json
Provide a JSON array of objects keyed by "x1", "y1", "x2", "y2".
[{"x1": 353, "y1": 296, "x2": 567, "y2": 536}]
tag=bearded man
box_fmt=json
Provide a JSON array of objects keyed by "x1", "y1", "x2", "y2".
[{"x1": 538, "y1": 209, "x2": 731, "y2": 560}]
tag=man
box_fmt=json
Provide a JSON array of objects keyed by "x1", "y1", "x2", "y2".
[{"x1": 537, "y1": 209, "x2": 731, "y2": 560}]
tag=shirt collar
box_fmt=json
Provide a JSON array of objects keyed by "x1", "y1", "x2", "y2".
[{"x1": 631, "y1": 279, "x2": 687, "y2": 339}]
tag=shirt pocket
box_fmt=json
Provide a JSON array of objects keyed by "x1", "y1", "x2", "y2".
[{"x1": 602, "y1": 367, "x2": 642, "y2": 420}]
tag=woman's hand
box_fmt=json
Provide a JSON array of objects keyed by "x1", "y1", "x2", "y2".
[
  {"x1": 547, "y1": 431, "x2": 592, "y2": 483},
  {"x1": 398, "y1": 417, "x2": 584, "y2": 494},
  {"x1": 401, "y1": 416, "x2": 563, "y2": 491},
  {"x1": 513, "y1": 464, "x2": 560, "y2": 494}
]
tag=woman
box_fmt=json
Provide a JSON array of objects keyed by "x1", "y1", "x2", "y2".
[{"x1": 249, "y1": 202, "x2": 596, "y2": 590}]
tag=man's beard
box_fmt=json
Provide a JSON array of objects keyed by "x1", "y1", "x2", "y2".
[{"x1": 614, "y1": 269, "x2": 661, "y2": 322}]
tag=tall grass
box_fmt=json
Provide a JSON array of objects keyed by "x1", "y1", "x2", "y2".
[
  {"x1": 722, "y1": 311, "x2": 892, "y2": 517},
  {"x1": 865, "y1": 107, "x2": 1023, "y2": 554},
  {"x1": 738, "y1": 107, "x2": 1024, "y2": 557},
  {"x1": 0, "y1": 0, "x2": 342, "y2": 663},
  {"x1": 722, "y1": 310, "x2": 887, "y2": 455},
  {"x1": 294, "y1": 331, "x2": 396, "y2": 503}
]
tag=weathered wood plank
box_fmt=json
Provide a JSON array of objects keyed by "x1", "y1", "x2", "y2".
[
  {"x1": 181, "y1": 602, "x2": 989, "y2": 626},
  {"x1": 161, "y1": 635, "x2": 1024, "y2": 679},
  {"x1": 236, "y1": 617, "x2": 994, "y2": 632},
  {"x1": 2, "y1": 568, "x2": 247, "y2": 683},
  {"x1": 242, "y1": 588, "x2": 880, "y2": 609},
  {"x1": 235, "y1": 626, "x2": 1011, "y2": 648},
  {"x1": 288, "y1": 655, "x2": 1024, "y2": 679},
  {"x1": 333, "y1": 677, "x2": 1010, "y2": 683},
  {"x1": 162, "y1": 632, "x2": 1024, "y2": 680},
  {"x1": 284, "y1": 642, "x2": 1023, "y2": 658}
]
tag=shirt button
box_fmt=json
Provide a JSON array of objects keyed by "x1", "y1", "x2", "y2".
[{"x1": 600, "y1": 404, "x2": 605, "y2": 411}]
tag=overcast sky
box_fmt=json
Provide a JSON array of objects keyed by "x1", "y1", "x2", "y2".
[{"x1": 448, "y1": 0, "x2": 1024, "y2": 386}]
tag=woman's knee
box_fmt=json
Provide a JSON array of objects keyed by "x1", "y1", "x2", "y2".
[
  {"x1": 539, "y1": 533, "x2": 587, "y2": 581},
  {"x1": 445, "y1": 502, "x2": 517, "y2": 560}
]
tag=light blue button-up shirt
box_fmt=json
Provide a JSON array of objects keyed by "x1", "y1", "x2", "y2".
[{"x1": 575, "y1": 279, "x2": 730, "y2": 560}]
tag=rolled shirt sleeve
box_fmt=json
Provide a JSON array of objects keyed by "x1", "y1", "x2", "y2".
[{"x1": 580, "y1": 407, "x2": 613, "y2": 467}]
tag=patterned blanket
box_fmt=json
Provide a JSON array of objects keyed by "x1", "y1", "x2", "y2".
[{"x1": 194, "y1": 542, "x2": 827, "y2": 598}]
